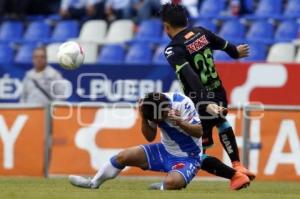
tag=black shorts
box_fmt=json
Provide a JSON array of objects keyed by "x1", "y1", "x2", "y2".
[{"x1": 197, "y1": 86, "x2": 228, "y2": 148}]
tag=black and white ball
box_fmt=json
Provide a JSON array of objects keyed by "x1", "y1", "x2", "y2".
[{"x1": 57, "y1": 41, "x2": 85, "y2": 70}]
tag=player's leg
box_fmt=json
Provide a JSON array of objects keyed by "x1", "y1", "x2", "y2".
[
  {"x1": 69, "y1": 146, "x2": 148, "y2": 189},
  {"x1": 201, "y1": 155, "x2": 250, "y2": 190},
  {"x1": 216, "y1": 119, "x2": 256, "y2": 180}
]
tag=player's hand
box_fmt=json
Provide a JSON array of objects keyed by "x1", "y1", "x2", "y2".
[
  {"x1": 237, "y1": 44, "x2": 250, "y2": 58},
  {"x1": 137, "y1": 98, "x2": 145, "y2": 118},
  {"x1": 168, "y1": 109, "x2": 182, "y2": 126},
  {"x1": 206, "y1": 104, "x2": 227, "y2": 117}
]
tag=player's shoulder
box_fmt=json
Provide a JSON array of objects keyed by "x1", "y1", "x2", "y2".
[
  {"x1": 164, "y1": 92, "x2": 191, "y2": 104},
  {"x1": 45, "y1": 65, "x2": 62, "y2": 77}
]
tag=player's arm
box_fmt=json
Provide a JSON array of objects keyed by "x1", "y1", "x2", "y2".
[
  {"x1": 138, "y1": 99, "x2": 157, "y2": 142},
  {"x1": 203, "y1": 28, "x2": 249, "y2": 59},
  {"x1": 168, "y1": 110, "x2": 203, "y2": 138},
  {"x1": 165, "y1": 46, "x2": 208, "y2": 102}
]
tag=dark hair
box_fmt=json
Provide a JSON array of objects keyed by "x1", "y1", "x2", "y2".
[
  {"x1": 160, "y1": 3, "x2": 188, "y2": 28},
  {"x1": 141, "y1": 92, "x2": 170, "y2": 121}
]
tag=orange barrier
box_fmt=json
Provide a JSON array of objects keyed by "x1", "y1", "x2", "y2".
[
  {"x1": 0, "y1": 106, "x2": 46, "y2": 176},
  {"x1": 1, "y1": 104, "x2": 299, "y2": 181}
]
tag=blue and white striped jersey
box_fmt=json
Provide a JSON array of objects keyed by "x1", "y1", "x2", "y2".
[{"x1": 157, "y1": 92, "x2": 203, "y2": 157}]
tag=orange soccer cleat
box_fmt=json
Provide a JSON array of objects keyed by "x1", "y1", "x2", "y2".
[
  {"x1": 233, "y1": 161, "x2": 256, "y2": 181},
  {"x1": 230, "y1": 171, "x2": 250, "y2": 190}
]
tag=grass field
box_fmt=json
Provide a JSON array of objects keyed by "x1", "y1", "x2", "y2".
[{"x1": 0, "y1": 178, "x2": 299, "y2": 199}]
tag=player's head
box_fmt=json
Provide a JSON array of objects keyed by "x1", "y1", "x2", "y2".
[
  {"x1": 33, "y1": 46, "x2": 47, "y2": 72},
  {"x1": 160, "y1": 3, "x2": 188, "y2": 38},
  {"x1": 141, "y1": 92, "x2": 171, "y2": 122}
]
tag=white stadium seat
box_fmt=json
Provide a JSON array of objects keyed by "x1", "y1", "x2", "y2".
[
  {"x1": 78, "y1": 42, "x2": 98, "y2": 64},
  {"x1": 77, "y1": 20, "x2": 107, "y2": 44},
  {"x1": 47, "y1": 43, "x2": 61, "y2": 63},
  {"x1": 102, "y1": 20, "x2": 134, "y2": 44},
  {"x1": 267, "y1": 43, "x2": 296, "y2": 63}
]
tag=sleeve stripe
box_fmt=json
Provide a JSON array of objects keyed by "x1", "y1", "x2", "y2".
[
  {"x1": 175, "y1": 62, "x2": 189, "y2": 73},
  {"x1": 222, "y1": 41, "x2": 228, "y2": 50}
]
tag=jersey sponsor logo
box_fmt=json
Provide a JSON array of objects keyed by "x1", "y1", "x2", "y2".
[
  {"x1": 164, "y1": 47, "x2": 174, "y2": 58},
  {"x1": 184, "y1": 31, "x2": 195, "y2": 39},
  {"x1": 186, "y1": 35, "x2": 209, "y2": 54},
  {"x1": 172, "y1": 162, "x2": 185, "y2": 170}
]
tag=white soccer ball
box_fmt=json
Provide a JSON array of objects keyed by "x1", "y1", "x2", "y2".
[{"x1": 57, "y1": 41, "x2": 84, "y2": 70}]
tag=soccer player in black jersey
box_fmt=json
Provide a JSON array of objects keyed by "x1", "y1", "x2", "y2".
[{"x1": 160, "y1": 3, "x2": 255, "y2": 181}]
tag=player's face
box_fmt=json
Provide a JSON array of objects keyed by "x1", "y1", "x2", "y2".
[
  {"x1": 33, "y1": 49, "x2": 47, "y2": 72},
  {"x1": 154, "y1": 103, "x2": 171, "y2": 122}
]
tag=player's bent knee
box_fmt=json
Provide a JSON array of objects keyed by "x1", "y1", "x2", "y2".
[
  {"x1": 164, "y1": 173, "x2": 186, "y2": 190},
  {"x1": 116, "y1": 150, "x2": 129, "y2": 165}
]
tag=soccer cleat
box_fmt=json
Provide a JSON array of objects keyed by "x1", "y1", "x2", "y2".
[
  {"x1": 232, "y1": 161, "x2": 256, "y2": 181},
  {"x1": 230, "y1": 171, "x2": 250, "y2": 191},
  {"x1": 68, "y1": 175, "x2": 94, "y2": 189},
  {"x1": 148, "y1": 182, "x2": 164, "y2": 190}
]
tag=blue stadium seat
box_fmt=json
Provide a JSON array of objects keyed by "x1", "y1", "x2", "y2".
[
  {"x1": 199, "y1": 0, "x2": 226, "y2": 18},
  {"x1": 24, "y1": 21, "x2": 51, "y2": 43},
  {"x1": 161, "y1": 32, "x2": 171, "y2": 43},
  {"x1": 0, "y1": 21, "x2": 24, "y2": 43},
  {"x1": 125, "y1": 44, "x2": 152, "y2": 65},
  {"x1": 246, "y1": 21, "x2": 274, "y2": 44},
  {"x1": 255, "y1": 0, "x2": 282, "y2": 18},
  {"x1": 97, "y1": 45, "x2": 125, "y2": 65},
  {"x1": 15, "y1": 44, "x2": 37, "y2": 64},
  {"x1": 219, "y1": 20, "x2": 246, "y2": 43},
  {"x1": 134, "y1": 19, "x2": 162, "y2": 43},
  {"x1": 284, "y1": 0, "x2": 300, "y2": 18},
  {"x1": 240, "y1": 43, "x2": 267, "y2": 62},
  {"x1": 153, "y1": 45, "x2": 168, "y2": 65},
  {"x1": 213, "y1": 50, "x2": 234, "y2": 62},
  {"x1": 51, "y1": 20, "x2": 79, "y2": 42},
  {"x1": 194, "y1": 20, "x2": 217, "y2": 33},
  {"x1": 0, "y1": 44, "x2": 14, "y2": 64},
  {"x1": 275, "y1": 21, "x2": 299, "y2": 42}
]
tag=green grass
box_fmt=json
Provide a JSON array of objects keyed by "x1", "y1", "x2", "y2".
[{"x1": 0, "y1": 178, "x2": 299, "y2": 199}]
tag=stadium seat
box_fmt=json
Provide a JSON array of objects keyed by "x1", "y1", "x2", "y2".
[
  {"x1": 104, "y1": 20, "x2": 134, "y2": 44},
  {"x1": 15, "y1": 44, "x2": 37, "y2": 64},
  {"x1": 23, "y1": 21, "x2": 51, "y2": 43},
  {"x1": 0, "y1": 44, "x2": 14, "y2": 64},
  {"x1": 153, "y1": 45, "x2": 168, "y2": 65},
  {"x1": 267, "y1": 43, "x2": 295, "y2": 63},
  {"x1": 275, "y1": 21, "x2": 299, "y2": 42},
  {"x1": 161, "y1": 32, "x2": 171, "y2": 43},
  {"x1": 78, "y1": 42, "x2": 98, "y2": 64},
  {"x1": 51, "y1": 20, "x2": 79, "y2": 42},
  {"x1": 134, "y1": 19, "x2": 162, "y2": 43},
  {"x1": 213, "y1": 50, "x2": 234, "y2": 62},
  {"x1": 284, "y1": 0, "x2": 300, "y2": 18},
  {"x1": 219, "y1": 20, "x2": 246, "y2": 43},
  {"x1": 47, "y1": 43, "x2": 61, "y2": 63},
  {"x1": 240, "y1": 43, "x2": 267, "y2": 62},
  {"x1": 198, "y1": 0, "x2": 226, "y2": 18},
  {"x1": 246, "y1": 21, "x2": 274, "y2": 44},
  {"x1": 255, "y1": 0, "x2": 282, "y2": 18},
  {"x1": 76, "y1": 20, "x2": 107, "y2": 44},
  {"x1": 125, "y1": 43, "x2": 152, "y2": 65},
  {"x1": 97, "y1": 44, "x2": 125, "y2": 65},
  {"x1": 0, "y1": 21, "x2": 24, "y2": 43},
  {"x1": 194, "y1": 20, "x2": 217, "y2": 33}
]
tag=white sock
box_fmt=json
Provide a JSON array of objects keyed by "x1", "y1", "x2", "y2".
[{"x1": 91, "y1": 161, "x2": 122, "y2": 188}]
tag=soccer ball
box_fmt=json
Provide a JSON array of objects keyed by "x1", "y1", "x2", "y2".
[{"x1": 57, "y1": 41, "x2": 84, "y2": 70}]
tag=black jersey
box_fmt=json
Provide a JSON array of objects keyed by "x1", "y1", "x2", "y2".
[{"x1": 164, "y1": 27, "x2": 239, "y2": 107}]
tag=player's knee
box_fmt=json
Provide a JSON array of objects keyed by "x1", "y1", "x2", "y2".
[
  {"x1": 116, "y1": 150, "x2": 129, "y2": 165},
  {"x1": 164, "y1": 175, "x2": 185, "y2": 190}
]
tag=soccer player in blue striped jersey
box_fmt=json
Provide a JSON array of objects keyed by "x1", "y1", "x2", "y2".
[{"x1": 69, "y1": 92, "x2": 249, "y2": 190}]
